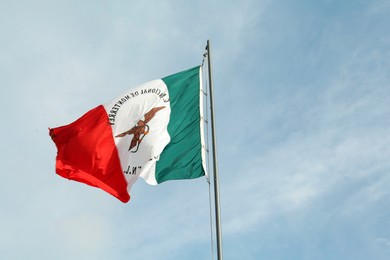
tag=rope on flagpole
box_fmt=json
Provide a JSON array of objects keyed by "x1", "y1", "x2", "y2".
[{"x1": 201, "y1": 53, "x2": 215, "y2": 260}]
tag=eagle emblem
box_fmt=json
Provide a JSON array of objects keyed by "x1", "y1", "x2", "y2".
[{"x1": 115, "y1": 106, "x2": 165, "y2": 152}]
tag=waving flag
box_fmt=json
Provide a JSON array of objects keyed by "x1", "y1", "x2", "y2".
[{"x1": 49, "y1": 66, "x2": 206, "y2": 203}]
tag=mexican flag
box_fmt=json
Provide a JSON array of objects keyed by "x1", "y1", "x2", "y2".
[{"x1": 49, "y1": 66, "x2": 206, "y2": 203}]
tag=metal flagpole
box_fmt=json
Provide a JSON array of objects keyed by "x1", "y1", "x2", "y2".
[{"x1": 206, "y1": 39, "x2": 223, "y2": 260}]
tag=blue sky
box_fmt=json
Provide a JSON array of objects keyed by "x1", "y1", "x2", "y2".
[{"x1": 1, "y1": 0, "x2": 390, "y2": 259}]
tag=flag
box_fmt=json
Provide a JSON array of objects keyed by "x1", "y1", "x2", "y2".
[{"x1": 49, "y1": 66, "x2": 206, "y2": 203}]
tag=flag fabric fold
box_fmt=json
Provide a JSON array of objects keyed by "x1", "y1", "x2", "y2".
[{"x1": 50, "y1": 66, "x2": 206, "y2": 203}]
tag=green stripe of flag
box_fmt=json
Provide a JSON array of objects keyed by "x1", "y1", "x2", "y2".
[{"x1": 155, "y1": 66, "x2": 205, "y2": 183}]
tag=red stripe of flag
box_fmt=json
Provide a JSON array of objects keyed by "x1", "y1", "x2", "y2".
[{"x1": 49, "y1": 105, "x2": 130, "y2": 202}]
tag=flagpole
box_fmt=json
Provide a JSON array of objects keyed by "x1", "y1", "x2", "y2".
[{"x1": 206, "y1": 39, "x2": 223, "y2": 260}]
